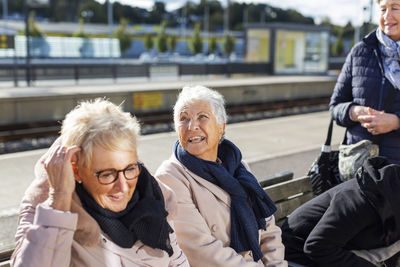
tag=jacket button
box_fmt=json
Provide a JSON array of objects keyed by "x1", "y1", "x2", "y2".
[{"x1": 211, "y1": 224, "x2": 218, "y2": 232}]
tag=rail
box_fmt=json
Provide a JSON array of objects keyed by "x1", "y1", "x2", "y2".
[{"x1": 0, "y1": 60, "x2": 272, "y2": 86}]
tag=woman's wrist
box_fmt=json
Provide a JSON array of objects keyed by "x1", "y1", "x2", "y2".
[
  {"x1": 48, "y1": 191, "x2": 73, "y2": 212},
  {"x1": 349, "y1": 105, "x2": 358, "y2": 121}
]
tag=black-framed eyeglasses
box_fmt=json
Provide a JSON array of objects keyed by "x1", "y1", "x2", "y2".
[{"x1": 93, "y1": 162, "x2": 143, "y2": 185}]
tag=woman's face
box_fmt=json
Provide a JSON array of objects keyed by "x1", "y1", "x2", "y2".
[
  {"x1": 379, "y1": 0, "x2": 400, "y2": 41},
  {"x1": 177, "y1": 100, "x2": 225, "y2": 161},
  {"x1": 77, "y1": 145, "x2": 139, "y2": 212}
]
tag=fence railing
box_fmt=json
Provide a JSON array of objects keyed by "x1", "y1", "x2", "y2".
[{"x1": 0, "y1": 60, "x2": 273, "y2": 86}]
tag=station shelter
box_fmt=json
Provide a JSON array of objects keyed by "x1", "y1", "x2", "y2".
[{"x1": 245, "y1": 23, "x2": 330, "y2": 74}]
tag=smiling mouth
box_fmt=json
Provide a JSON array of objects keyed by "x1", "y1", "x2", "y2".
[
  {"x1": 188, "y1": 136, "x2": 205, "y2": 143},
  {"x1": 108, "y1": 195, "x2": 124, "y2": 201}
]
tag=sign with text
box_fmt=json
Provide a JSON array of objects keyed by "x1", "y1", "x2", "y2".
[
  {"x1": 0, "y1": 35, "x2": 14, "y2": 49},
  {"x1": 133, "y1": 92, "x2": 163, "y2": 109}
]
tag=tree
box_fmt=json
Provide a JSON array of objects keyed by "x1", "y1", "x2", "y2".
[
  {"x1": 168, "y1": 35, "x2": 177, "y2": 53},
  {"x1": 332, "y1": 31, "x2": 344, "y2": 57},
  {"x1": 223, "y1": 33, "x2": 235, "y2": 57},
  {"x1": 156, "y1": 21, "x2": 168, "y2": 53},
  {"x1": 208, "y1": 35, "x2": 218, "y2": 54},
  {"x1": 73, "y1": 18, "x2": 89, "y2": 38},
  {"x1": 19, "y1": 11, "x2": 43, "y2": 37},
  {"x1": 189, "y1": 23, "x2": 203, "y2": 55},
  {"x1": 144, "y1": 33, "x2": 154, "y2": 52},
  {"x1": 113, "y1": 18, "x2": 132, "y2": 56}
]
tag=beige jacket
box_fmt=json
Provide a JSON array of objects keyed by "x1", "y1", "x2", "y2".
[
  {"x1": 11, "y1": 151, "x2": 189, "y2": 267},
  {"x1": 155, "y1": 154, "x2": 287, "y2": 267}
]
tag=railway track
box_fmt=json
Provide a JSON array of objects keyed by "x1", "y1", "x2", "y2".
[{"x1": 0, "y1": 96, "x2": 330, "y2": 143}]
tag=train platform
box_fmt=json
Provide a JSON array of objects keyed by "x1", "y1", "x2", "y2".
[
  {"x1": 0, "y1": 75, "x2": 336, "y2": 126},
  {"x1": 0, "y1": 110, "x2": 346, "y2": 253}
]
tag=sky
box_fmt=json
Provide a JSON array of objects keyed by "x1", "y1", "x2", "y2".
[{"x1": 97, "y1": 0, "x2": 381, "y2": 27}]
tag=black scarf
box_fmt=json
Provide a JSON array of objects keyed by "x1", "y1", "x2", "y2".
[
  {"x1": 75, "y1": 166, "x2": 173, "y2": 256},
  {"x1": 174, "y1": 139, "x2": 277, "y2": 261}
]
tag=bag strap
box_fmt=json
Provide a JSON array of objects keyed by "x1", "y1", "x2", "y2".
[
  {"x1": 372, "y1": 82, "x2": 397, "y2": 144},
  {"x1": 321, "y1": 117, "x2": 334, "y2": 152}
]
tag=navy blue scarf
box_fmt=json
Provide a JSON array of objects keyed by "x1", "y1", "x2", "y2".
[{"x1": 174, "y1": 139, "x2": 277, "y2": 261}]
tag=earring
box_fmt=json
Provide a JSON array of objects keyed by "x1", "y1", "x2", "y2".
[{"x1": 77, "y1": 180, "x2": 82, "y2": 184}]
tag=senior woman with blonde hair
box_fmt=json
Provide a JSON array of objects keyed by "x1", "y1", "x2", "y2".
[
  {"x1": 12, "y1": 99, "x2": 189, "y2": 267},
  {"x1": 155, "y1": 85, "x2": 287, "y2": 267}
]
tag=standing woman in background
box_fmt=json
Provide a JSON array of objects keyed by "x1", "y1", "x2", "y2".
[
  {"x1": 330, "y1": 0, "x2": 400, "y2": 164},
  {"x1": 156, "y1": 85, "x2": 286, "y2": 267}
]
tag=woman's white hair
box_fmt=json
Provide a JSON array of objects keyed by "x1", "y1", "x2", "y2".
[
  {"x1": 61, "y1": 98, "x2": 140, "y2": 169},
  {"x1": 173, "y1": 85, "x2": 227, "y2": 130}
]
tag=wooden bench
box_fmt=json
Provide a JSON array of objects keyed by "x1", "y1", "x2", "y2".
[
  {"x1": 0, "y1": 174, "x2": 314, "y2": 267},
  {"x1": 264, "y1": 175, "x2": 314, "y2": 226}
]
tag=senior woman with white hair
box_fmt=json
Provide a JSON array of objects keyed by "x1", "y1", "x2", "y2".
[
  {"x1": 155, "y1": 85, "x2": 287, "y2": 267},
  {"x1": 11, "y1": 99, "x2": 189, "y2": 267}
]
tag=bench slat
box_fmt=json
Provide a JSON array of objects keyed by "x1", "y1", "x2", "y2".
[
  {"x1": 265, "y1": 176, "x2": 312, "y2": 202},
  {"x1": 274, "y1": 192, "x2": 314, "y2": 223}
]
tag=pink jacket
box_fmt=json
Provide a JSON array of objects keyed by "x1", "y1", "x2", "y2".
[
  {"x1": 11, "y1": 153, "x2": 189, "y2": 267},
  {"x1": 155, "y1": 155, "x2": 287, "y2": 267}
]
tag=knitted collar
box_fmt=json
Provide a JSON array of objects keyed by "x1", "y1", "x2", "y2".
[
  {"x1": 76, "y1": 166, "x2": 173, "y2": 256},
  {"x1": 174, "y1": 139, "x2": 276, "y2": 261},
  {"x1": 376, "y1": 28, "x2": 400, "y2": 89}
]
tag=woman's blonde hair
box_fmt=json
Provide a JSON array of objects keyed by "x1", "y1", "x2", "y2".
[{"x1": 61, "y1": 98, "x2": 140, "y2": 169}]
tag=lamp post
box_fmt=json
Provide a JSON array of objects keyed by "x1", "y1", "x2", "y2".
[
  {"x1": 24, "y1": 0, "x2": 31, "y2": 87},
  {"x1": 107, "y1": 0, "x2": 113, "y2": 58}
]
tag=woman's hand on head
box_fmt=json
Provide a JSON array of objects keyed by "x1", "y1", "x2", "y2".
[
  {"x1": 358, "y1": 111, "x2": 400, "y2": 135},
  {"x1": 44, "y1": 145, "x2": 81, "y2": 211}
]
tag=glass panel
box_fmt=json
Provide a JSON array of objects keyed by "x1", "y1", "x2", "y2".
[{"x1": 246, "y1": 29, "x2": 270, "y2": 62}]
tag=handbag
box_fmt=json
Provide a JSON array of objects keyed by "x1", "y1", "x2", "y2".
[
  {"x1": 308, "y1": 117, "x2": 342, "y2": 196},
  {"x1": 309, "y1": 82, "x2": 397, "y2": 195},
  {"x1": 338, "y1": 83, "x2": 397, "y2": 181}
]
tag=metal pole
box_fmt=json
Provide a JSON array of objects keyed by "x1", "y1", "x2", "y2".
[
  {"x1": 224, "y1": 0, "x2": 229, "y2": 34},
  {"x1": 204, "y1": 2, "x2": 209, "y2": 38},
  {"x1": 24, "y1": 0, "x2": 31, "y2": 87},
  {"x1": 107, "y1": 0, "x2": 113, "y2": 58},
  {"x1": 2, "y1": 0, "x2": 7, "y2": 22}
]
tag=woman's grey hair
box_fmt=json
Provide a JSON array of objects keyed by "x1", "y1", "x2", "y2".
[
  {"x1": 61, "y1": 98, "x2": 140, "y2": 169},
  {"x1": 173, "y1": 85, "x2": 227, "y2": 130}
]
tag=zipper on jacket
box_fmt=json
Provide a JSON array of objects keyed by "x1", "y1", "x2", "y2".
[{"x1": 374, "y1": 48, "x2": 386, "y2": 110}]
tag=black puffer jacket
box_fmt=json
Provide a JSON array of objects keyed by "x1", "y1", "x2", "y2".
[
  {"x1": 282, "y1": 157, "x2": 400, "y2": 267},
  {"x1": 329, "y1": 30, "x2": 400, "y2": 164}
]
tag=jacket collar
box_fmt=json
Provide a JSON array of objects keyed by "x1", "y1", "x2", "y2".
[
  {"x1": 363, "y1": 29, "x2": 385, "y2": 76},
  {"x1": 170, "y1": 154, "x2": 231, "y2": 207}
]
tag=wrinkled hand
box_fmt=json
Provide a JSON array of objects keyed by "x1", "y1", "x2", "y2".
[
  {"x1": 349, "y1": 105, "x2": 375, "y2": 121},
  {"x1": 44, "y1": 145, "x2": 81, "y2": 211},
  {"x1": 358, "y1": 111, "x2": 400, "y2": 135}
]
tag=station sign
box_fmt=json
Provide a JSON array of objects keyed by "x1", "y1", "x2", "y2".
[
  {"x1": 27, "y1": 0, "x2": 50, "y2": 7},
  {"x1": 0, "y1": 35, "x2": 14, "y2": 49},
  {"x1": 133, "y1": 92, "x2": 163, "y2": 109}
]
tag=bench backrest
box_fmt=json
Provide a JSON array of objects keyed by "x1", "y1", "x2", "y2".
[{"x1": 264, "y1": 176, "x2": 313, "y2": 225}]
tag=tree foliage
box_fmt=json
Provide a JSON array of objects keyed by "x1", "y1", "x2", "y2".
[
  {"x1": 19, "y1": 11, "x2": 43, "y2": 37},
  {"x1": 223, "y1": 33, "x2": 235, "y2": 57},
  {"x1": 113, "y1": 18, "x2": 132, "y2": 55},
  {"x1": 208, "y1": 35, "x2": 218, "y2": 54},
  {"x1": 332, "y1": 31, "x2": 344, "y2": 56},
  {"x1": 73, "y1": 18, "x2": 88, "y2": 38},
  {"x1": 168, "y1": 35, "x2": 177, "y2": 53},
  {"x1": 144, "y1": 33, "x2": 154, "y2": 51},
  {"x1": 189, "y1": 23, "x2": 203, "y2": 55},
  {"x1": 156, "y1": 21, "x2": 168, "y2": 53}
]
